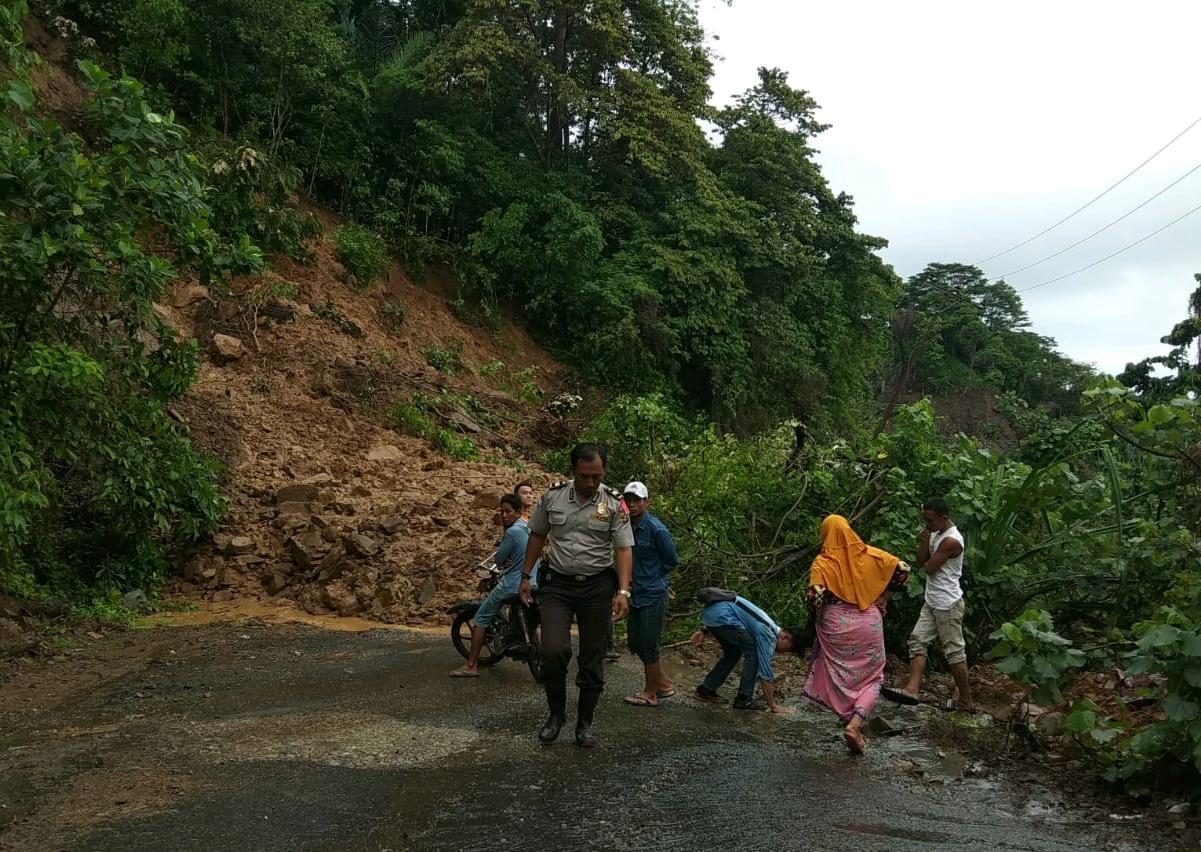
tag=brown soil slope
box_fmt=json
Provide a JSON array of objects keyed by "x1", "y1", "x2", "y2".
[
  {"x1": 166, "y1": 239, "x2": 568, "y2": 626},
  {"x1": 23, "y1": 17, "x2": 574, "y2": 627}
]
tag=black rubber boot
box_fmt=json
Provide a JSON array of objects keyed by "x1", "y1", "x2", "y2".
[
  {"x1": 575, "y1": 690, "x2": 600, "y2": 748},
  {"x1": 540, "y1": 682, "x2": 568, "y2": 744},
  {"x1": 539, "y1": 713, "x2": 566, "y2": 744}
]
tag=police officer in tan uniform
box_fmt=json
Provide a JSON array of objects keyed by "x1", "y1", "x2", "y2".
[{"x1": 520, "y1": 444, "x2": 633, "y2": 747}]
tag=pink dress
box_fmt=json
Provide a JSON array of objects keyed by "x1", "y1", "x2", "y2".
[{"x1": 803, "y1": 601, "x2": 886, "y2": 723}]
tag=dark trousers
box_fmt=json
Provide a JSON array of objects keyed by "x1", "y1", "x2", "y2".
[
  {"x1": 539, "y1": 570, "x2": 615, "y2": 722},
  {"x1": 627, "y1": 596, "x2": 667, "y2": 664},
  {"x1": 700, "y1": 625, "x2": 759, "y2": 699}
]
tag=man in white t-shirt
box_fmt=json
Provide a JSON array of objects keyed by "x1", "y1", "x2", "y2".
[{"x1": 898, "y1": 498, "x2": 974, "y2": 711}]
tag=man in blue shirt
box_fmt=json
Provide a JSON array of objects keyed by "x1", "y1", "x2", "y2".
[
  {"x1": 620, "y1": 481, "x2": 679, "y2": 708},
  {"x1": 691, "y1": 595, "x2": 802, "y2": 714},
  {"x1": 450, "y1": 494, "x2": 530, "y2": 677}
]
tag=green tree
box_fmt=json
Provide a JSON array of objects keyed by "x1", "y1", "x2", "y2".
[
  {"x1": 0, "y1": 37, "x2": 259, "y2": 598},
  {"x1": 1118, "y1": 273, "x2": 1201, "y2": 400}
]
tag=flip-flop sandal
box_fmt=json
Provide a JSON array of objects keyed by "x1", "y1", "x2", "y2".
[
  {"x1": 657, "y1": 689, "x2": 676, "y2": 699},
  {"x1": 881, "y1": 686, "x2": 921, "y2": 706},
  {"x1": 448, "y1": 669, "x2": 480, "y2": 678},
  {"x1": 623, "y1": 695, "x2": 660, "y2": 707}
]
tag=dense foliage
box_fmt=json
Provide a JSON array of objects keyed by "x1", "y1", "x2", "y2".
[
  {"x1": 0, "y1": 2, "x2": 260, "y2": 605},
  {"x1": 892, "y1": 263, "x2": 1094, "y2": 412},
  {"x1": 46, "y1": 0, "x2": 900, "y2": 430}
]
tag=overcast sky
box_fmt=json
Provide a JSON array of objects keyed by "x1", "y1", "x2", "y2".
[{"x1": 698, "y1": 0, "x2": 1201, "y2": 374}]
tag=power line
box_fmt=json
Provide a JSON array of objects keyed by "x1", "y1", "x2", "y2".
[
  {"x1": 997, "y1": 160, "x2": 1201, "y2": 279},
  {"x1": 1016, "y1": 199, "x2": 1201, "y2": 294},
  {"x1": 974, "y1": 112, "x2": 1201, "y2": 266}
]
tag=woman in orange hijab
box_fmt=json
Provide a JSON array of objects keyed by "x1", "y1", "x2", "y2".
[{"x1": 802, "y1": 515, "x2": 909, "y2": 755}]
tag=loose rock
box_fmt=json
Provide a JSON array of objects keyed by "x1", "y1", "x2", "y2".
[
  {"x1": 316, "y1": 545, "x2": 347, "y2": 582},
  {"x1": 286, "y1": 528, "x2": 325, "y2": 569},
  {"x1": 212, "y1": 333, "x2": 245, "y2": 364},
  {"x1": 367, "y1": 445, "x2": 403, "y2": 462},
  {"x1": 172, "y1": 282, "x2": 210, "y2": 308},
  {"x1": 276, "y1": 483, "x2": 320, "y2": 505},
  {"x1": 224, "y1": 536, "x2": 256, "y2": 556},
  {"x1": 344, "y1": 532, "x2": 381, "y2": 559},
  {"x1": 471, "y1": 490, "x2": 501, "y2": 509},
  {"x1": 263, "y1": 572, "x2": 289, "y2": 595}
]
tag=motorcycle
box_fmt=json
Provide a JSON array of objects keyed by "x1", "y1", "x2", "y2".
[{"x1": 448, "y1": 561, "x2": 543, "y2": 683}]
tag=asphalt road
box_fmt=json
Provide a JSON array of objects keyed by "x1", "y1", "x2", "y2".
[{"x1": 0, "y1": 623, "x2": 1159, "y2": 852}]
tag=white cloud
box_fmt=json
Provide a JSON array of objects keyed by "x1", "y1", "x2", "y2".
[{"x1": 699, "y1": 0, "x2": 1201, "y2": 373}]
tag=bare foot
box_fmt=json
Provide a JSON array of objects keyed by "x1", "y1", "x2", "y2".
[{"x1": 843, "y1": 725, "x2": 868, "y2": 755}]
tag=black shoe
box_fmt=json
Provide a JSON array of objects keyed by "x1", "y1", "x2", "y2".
[
  {"x1": 538, "y1": 714, "x2": 566, "y2": 744},
  {"x1": 694, "y1": 686, "x2": 723, "y2": 704},
  {"x1": 575, "y1": 721, "x2": 598, "y2": 748},
  {"x1": 732, "y1": 696, "x2": 767, "y2": 712}
]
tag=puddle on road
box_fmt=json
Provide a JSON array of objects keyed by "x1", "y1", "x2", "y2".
[{"x1": 196, "y1": 710, "x2": 478, "y2": 770}]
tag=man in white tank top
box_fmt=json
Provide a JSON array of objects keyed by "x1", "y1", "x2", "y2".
[{"x1": 897, "y1": 498, "x2": 974, "y2": 711}]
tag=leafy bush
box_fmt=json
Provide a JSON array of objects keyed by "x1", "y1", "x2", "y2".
[
  {"x1": 434, "y1": 429, "x2": 478, "y2": 461},
  {"x1": 423, "y1": 343, "x2": 462, "y2": 375},
  {"x1": 567, "y1": 393, "x2": 692, "y2": 486},
  {"x1": 388, "y1": 402, "x2": 435, "y2": 439},
  {"x1": 1107, "y1": 609, "x2": 1201, "y2": 787},
  {"x1": 986, "y1": 610, "x2": 1085, "y2": 705},
  {"x1": 503, "y1": 365, "x2": 542, "y2": 403},
  {"x1": 205, "y1": 141, "x2": 321, "y2": 261},
  {"x1": 334, "y1": 223, "x2": 388, "y2": 288},
  {"x1": 272, "y1": 281, "x2": 300, "y2": 301},
  {"x1": 0, "y1": 52, "x2": 251, "y2": 599}
]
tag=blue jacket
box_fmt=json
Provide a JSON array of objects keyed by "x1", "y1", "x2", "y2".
[
  {"x1": 630, "y1": 511, "x2": 679, "y2": 607},
  {"x1": 701, "y1": 597, "x2": 781, "y2": 682},
  {"x1": 495, "y1": 519, "x2": 531, "y2": 576}
]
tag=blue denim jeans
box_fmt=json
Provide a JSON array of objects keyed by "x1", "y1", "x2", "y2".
[
  {"x1": 474, "y1": 569, "x2": 521, "y2": 629},
  {"x1": 627, "y1": 595, "x2": 667, "y2": 664},
  {"x1": 700, "y1": 625, "x2": 759, "y2": 699}
]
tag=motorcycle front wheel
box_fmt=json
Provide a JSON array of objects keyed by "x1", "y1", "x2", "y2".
[{"x1": 450, "y1": 609, "x2": 503, "y2": 666}]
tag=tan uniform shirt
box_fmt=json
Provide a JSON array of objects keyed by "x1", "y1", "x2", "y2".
[{"x1": 530, "y1": 482, "x2": 634, "y2": 577}]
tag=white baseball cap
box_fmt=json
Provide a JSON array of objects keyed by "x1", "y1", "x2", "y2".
[{"x1": 623, "y1": 481, "x2": 649, "y2": 500}]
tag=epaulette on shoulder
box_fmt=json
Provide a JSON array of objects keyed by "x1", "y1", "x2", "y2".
[
  {"x1": 601, "y1": 484, "x2": 623, "y2": 500},
  {"x1": 547, "y1": 480, "x2": 570, "y2": 491}
]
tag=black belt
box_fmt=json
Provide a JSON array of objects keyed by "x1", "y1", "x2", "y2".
[{"x1": 546, "y1": 568, "x2": 611, "y2": 583}]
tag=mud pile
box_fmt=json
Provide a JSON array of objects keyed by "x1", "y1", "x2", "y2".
[{"x1": 162, "y1": 232, "x2": 571, "y2": 625}]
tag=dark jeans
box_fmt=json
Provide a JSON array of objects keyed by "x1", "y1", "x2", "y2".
[
  {"x1": 627, "y1": 596, "x2": 667, "y2": 664},
  {"x1": 700, "y1": 625, "x2": 758, "y2": 700},
  {"x1": 539, "y1": 570, "x2": 615, "y2": 722}
]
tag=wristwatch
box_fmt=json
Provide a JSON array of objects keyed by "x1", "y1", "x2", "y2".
[{"x1": 617, "y1": 589, "x2": 631, "y2": 598}]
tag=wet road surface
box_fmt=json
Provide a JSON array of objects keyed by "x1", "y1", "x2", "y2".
[{"x1": 0, "y1": 623, "x2": 1157, "y2": 851}]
